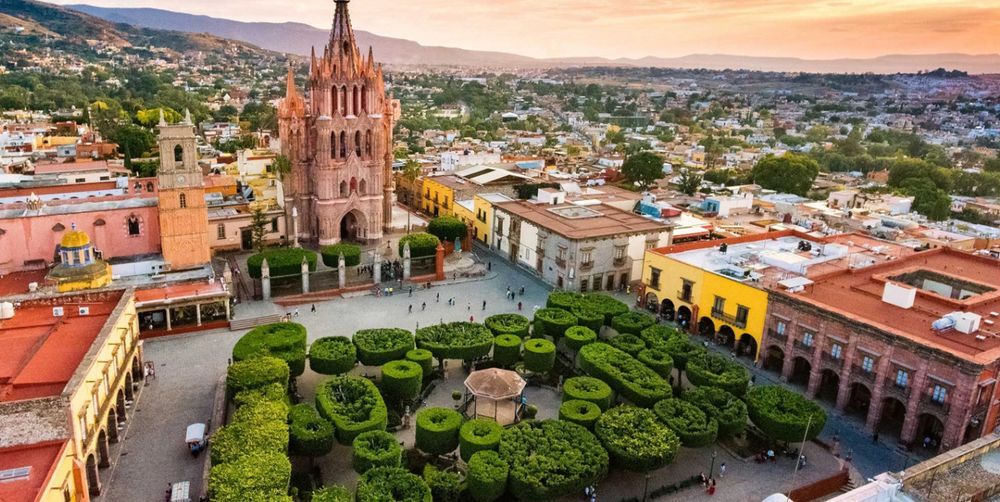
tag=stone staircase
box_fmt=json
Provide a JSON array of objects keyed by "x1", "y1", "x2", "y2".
[{"x1": 229, "y1": 314, "x2": 284, "y2": 331}]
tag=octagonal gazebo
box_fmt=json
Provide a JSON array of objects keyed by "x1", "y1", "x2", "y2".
[{"x1": 464, "y1": 368, "x2": 527, "y2": 426}]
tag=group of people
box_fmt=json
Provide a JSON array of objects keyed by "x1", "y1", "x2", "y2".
[
  {"x1": 698, "y1": 467, "x2": 723, "y2": 495},
  {"x1": 356, "y1": 260, "x2": 404, "y2": 282}
]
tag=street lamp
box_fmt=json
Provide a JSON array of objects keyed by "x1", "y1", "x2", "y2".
[
  {"x1": 642, "y1": 473, "x2": 651, "y2": 501},
  {"x1": 709, "y1": 450, "x2": 718, "y2": 478}
]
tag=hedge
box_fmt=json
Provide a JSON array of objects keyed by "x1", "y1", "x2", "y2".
[
  {"x1": 356, "y1": 467, "x2": 432, "y2": 502},
  {"x1": 315, "y1": 375, "x2": 388, "y2": 445},
  {"x1": 320, "y1": 243, "x2": 362, "y2": 268},
  {"x1": 608, "y1": 333, "x2": 646, "y2": 356},
  {"x1": 664, "y1": 336, "x2": 707, "y2": 373},
  {"x1": 428, "y1": 216, "x2": 468, "y2": 241},
  {"x1": 532, "y1": 308, "x2": 577, "y2": 339},
  {"x1": 499, "y1": 420, "x2": 608, "y2": 501},
  {"x1": 595, "y1": 406, "x2": 680, "y2": 473},
  {"x1": 611, "y1": 311, "x2": 656, "y2": 335},
  {"x1": 578, "y1": 343, "x2": 672, "y2": 407},
  {"x1": 485, "y1": 314, "x2": 531, "y2": 337},
  {"x1": 312, "y1": 486, "x2": 352, "y2": 502},
  {"x1": 247, "y1": 248, "x2": 317, "y2": 279},
  {"x1": 208, "y1": 450, "x2": 292, "y2": 502},
  {"x1": 416, "y1": 322, "x2": 494, "y2": 361},
  {"x1": 405, "y1": 349, "x2": 434, "y2": 377},
  {"x1": 746, "y1": 386, "x2": 827, "y2": 443},
  {"x1": 226, "y1": 356, "x2": 290, "y2": 397},
  {"x1": 523, "y1": 338, "x2": 556, "y2": 374},
  {"x1": 492, "y1": 334, "x2": 522, "y2": 367},
  {"x1": 546, "y1": 292, "x2": 628, "y2": 326},
  {"x1": 467, "y1": 450, "x2": 508, "y2": 502},
  {"x1": 562, "y1": 376, "x2": 614, "y2": 411},
  {"x1": 210, "y1": 398, "x2": 289, "y2": 465},
  {"x1": 686, "y1": 352, "x2": 751, "y2": 397},
  {"x1": 399, "y1": 232, "x2": 440, "y2": 258},
  {"x1": 352, "y1": 430, "x2": 403, "y2": 474},
  {"x1": 381, "y1": 360, "x2": 423, "y2": 403},
  {"x1": 682, "y1": 386, "x2": 748, "y2": 438},
  {"x1": 564, "y1": 326, "x2": 598, "y2": 352},
  {"x1": 233, "y1": 383, "x2": 288, "y2": 408},
  {"x1": 232, "y1": 322, "x2": 307, "y2": 377},
  {"x1": 353, "y1": 328, "x2": 415, "y2": 366},
  {"x1": 639, "y1": 325, "x2": 681, "y2": 349},
  {"x1": 571, "y1": 307, "x2": 604, "y2": 332},
  {"x1": 559, "y1": 400, "x2": 602, "y2": 429},
  {"x1": 309, "y1": 337, "x2": 358, "y2": 375},
  {"x1": 637, "y1": 348, "x2": 674, "y2": 379},
  {"x1": 653, "y1": 398, "x2": 718, "y2": 448},
  {"x1": 288, "y1": 403, "x2": 334, "y2": 458},
  {"x1": 423, "y1": 464, "x2": 464, "y2": 502},
  {"x1": 546, "y1": 290, "x2": 581, "y2": 310},
  {"x1": 459, "y1": 418, "x2": 504, "y2": 462},
  {"x1": 415, "y1": 407, "x2": 463, "y2": 456}
]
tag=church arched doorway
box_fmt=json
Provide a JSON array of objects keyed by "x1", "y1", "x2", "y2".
[{"x1": 339, "y1": 210, "x2": 366, "y2": 242}]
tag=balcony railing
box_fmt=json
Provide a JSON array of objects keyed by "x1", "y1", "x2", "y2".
[
  {"x1": 767, "y1": 329, "x2": 788, "y2": 343},
  {"x1": 677, "y1": 290, "x2": 693, "y2": 303},
  {"x1": 921, "y1": 394, "x2": 951, "y2": 414},
  {"x1": 580, "y1": 261, "x2": 594, "y2": 271},
  {"x1": 820, "y1": 352, "x2": 843, "y2": 369},
  {"x1": 613, "y1": 257, "x2": 627, "y2": 267},
  {"x1": 852, "y1": 365, "x2": 875, "y2": 383},
  {"x1": 556, "y1": 257, "x2": 567, "y2": 268},
  {"x1": 883, "y1": 381, "x2": 911, "y2": 401},
  {"x1": 711, "y1": 308, "x2": 748, "y2": 329},
  {"x1": 793, "y1": 339, "x2": 815, "y2": 354}
]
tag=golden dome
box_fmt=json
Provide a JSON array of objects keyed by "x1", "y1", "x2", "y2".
[{"x1": 60, "y1": 229, "x2": 91, "y2": 249}]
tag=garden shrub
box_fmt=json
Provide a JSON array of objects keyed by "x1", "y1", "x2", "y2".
[
  {"x1": 233, "y1": 382, "x2": 287, "y2": 408},
  {"x1": 423, "y1": 464, "x2": 464, "y2": 502},
  {"x1": 315, "y1": 375, "x2": 388, "y2": 445},
  {"x1": 686, "y1": 352, "x2": 751, "y2": 397},
  {"x1": 498, "y1": 420, "x2": 608, "y2": 501},
  {"x1": 467, "y1": 450, "x2": 508, "y2": 502},
  {"x1": 562, "y1": 376, "x2": 614, "y2": 411},
  {"x1": 664, "y1": 336, "x2": 707, "y2": 373},
  {"x1": 523, "y1": 338, "x2": 556, "y2": 373},
  {"x1": 546, "y1": 290, "x2": 582, "y2": 310},
  {"x1": 312, "y1": 485, "x2": 352, "y2": 502},
  {"x1": 639, "y1": 324, "x2": 681, "y2": 349},
  {"x1": 682, "y1": 386, "x2": 748, "y2": 438},
  {"x1": 208, "y1": 450, "x2": 292, "y2": 502},
  {"x1": 492, "y1": 334, "x2": 522, "y2": 367},
  {"x1": 484, "y1": 313, "x2": 530, "y2": 337},
  {"x1": 353, "y1": 328, "x2": 415, "y2": 366},
  {"x1": 558, "y1": 400, "x2": 602, "y2": 429},
  {"x1": 288, "y1": 403, "x2": 335, "y2": 458},
  {"x1": 415, "y1": 407, "x2": 463, "y2": 456},
  {"x1": 428, "y1": 216, "x2": 468, "y2": 242},
  {"x1": 226, "y1": 356, "x2": 290, "y2": 397},
  {"x1": 611, "y1": 311, "x2": 656, "y2": 335},
  {"x1": 405, "y1": 348, "x2": 434, "y2": 377},
  {"x1": 381, "y1": 360, "x2": 423, "y2": 403},
  {"x1": 545, "y1": 292, "x2": 628, "y2": 326},
  {"x1": 356, "y1": 467, "x2": 432, "y2": 502},
  {"x1": 247, "y1": 248, "x2": 317, "y2": 278},
  {"x1": 532, "y1": 308, "x2": 577, "y2": 339},
  {"x1": 399, "y1": 232, "x2": 440, "y2": 258},
  {"x1": 565, "y1": 326, "x2": 598, "y2": 351},
  {"x1": 232, "y1": 322, "x2": 307, "y2": 376},
  {"x1": 320, "y1": 243, "x2": 362, "y2": 268},
  {"x1": 637, "y1": 348, "x2": 674, "y2": 378},
  {"x1": 746, "y1": 386, "x2": 827, "y2": 443},
  {"x1": 309, "y1": 336, "x2": 357, "y2": 375},
  {"x1": 416, "y1": 322, "x2": 494, "y2": 361},
  {"x1": 653, "y1": 398, "x2": 718, "y2": 448},
  {"x1": 459, "y1": 418, "x2": 503, "y2": 462},
  {"x1": 608, "y1": 333, "x2": 646, "y2": 356},
  {"x1": 352, "y1": 430, "x2": 403, "y2": 474},
  {"x1": 595, "y1": 406, "x2": 680, "y2": 472},
  {"x1": 578, "y1": 343, "x2": 672, "y2": 407},
  {"x1": 210, "y1": 398, "x2": 289, "y2": 465},
  {"x1": 571, "y1": 307, "x2": 604, "y2": 333}
]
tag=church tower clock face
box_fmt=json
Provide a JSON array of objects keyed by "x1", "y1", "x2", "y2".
[{"x1": 177, "y1": 175, "x2": 187, "y2": 185}]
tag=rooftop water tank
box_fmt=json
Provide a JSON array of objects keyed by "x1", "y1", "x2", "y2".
[{"x1": 0, "y1": 302, "x2": 14, "y2": 320}]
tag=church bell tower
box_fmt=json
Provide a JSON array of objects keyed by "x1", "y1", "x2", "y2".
[{"x1": 157, "y1": 110, "x2": 211, "y2": 270}]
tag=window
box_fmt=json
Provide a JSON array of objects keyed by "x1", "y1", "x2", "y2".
[
  {"x1": 713, "y1": 296, "x2": 726, "y2": 313},
  {"x1": 0, "y1": 467, "x2": 31, "y2": 482},
  {"x1": 271, "y1": 218, "x2": 279, "y2": 232},
  {"x1": 75, "y1": 177, "x2": 86, "y2": 183},
  {"x1": 680, "y1": 280, "x2": 693, "y2": 301},
  {"x1": 931, "y1": 385, "x2": 948, "y2": 404},
  {"x1": 614, "y1": 246, "x2": 626, "y2": 261},
  {"x1": 91, "y1": 390, "x2": 99, "y2": 420},
  {"x1": 127, "y1": 215, "x2": 140, "y2": 236},
  {"x1": 217, "y1": 224, "x2": 226, "y2": 240},
  {"x1": 592, "y1": 276, "x2": 602, "y2": 291},
  {"x1": 645, "y1": 241, "x2": 656, "y2": 250},
  {"x1": 776, "y1": 321, "x2": 787, "y2": 335},
  {"x1": 581, "y1": 249, "x2": 593, "y2": 265},
  {"x1": 557, "y1": 247, "x2": 566, "y2": 260},
  {"x1": 861, "y1": 356, "x2": 874, "y2": 373},
  {"x1": 146, "y1": 182, "x2": 154, "y2": 192},
  {"x1": 649, "y1": 267, "x2": 661, "y2": 289},
  {"x1": 802, "y1": 331, "x2": 815, "y2": 347},
  {"x1": 830, "y1": 343, "x2": 842, "y2": 360},
  {"x1": 736, "y1": 305, "x2": 749, "y2": 324},
  {"x1": 79, "y1": 415, "x2": 87, "y2": 441},
  {"x1": 895, "y1": 370, "x2": 909, "y2": 388},
  {"x1": 179, "y1": 193, "x2": 187, "y2": 208}
]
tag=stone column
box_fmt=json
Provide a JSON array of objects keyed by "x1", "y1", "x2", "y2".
[
  {"x1": 834, "y1": 337, "x2": 859, "y2": 411},
  {"x1": 338, "y1": 254, "x2": 347, "y2": 289},
  {"x1": 224, "y1": 299, "x2": 231, "y2": 320},
  {"x1": 806, "y1": 346, "x2": 824, "y2": 398},
  {"x1": 292, "y1": 206, "x2": 301, "y2": 248},
  {"x1": 941, "y1": 375, "x2": 975, "y2": 451},
  {"x1": 403, "y1": 243, "x2": 411, "y2": 281},
  {"x1": 435, "y1": 242, "x2": 446, "y2": 281},
  {"x1": 261, "y1": 258, "x2": 272, "y2": 301},
  {"x1": 373, "y1": 250, "x2": 382, "y2": 285},
  {"x1": 900, "y1": 360, "x2": 930, "y2": 445},
  {"x1": 165, "y1": 308, "x2": 172, "y2": 331},
  {"x1": 196, "y1": 303, "x2": 202, "y2": 327},
  {"x1": 865, "y1": 356, "x2": 894, "y2": 431},
  {"x1": 301, "y1": 257, "x2": 310, "y2": 294}
]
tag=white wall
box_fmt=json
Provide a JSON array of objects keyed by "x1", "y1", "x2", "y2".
[{"x1": 518, "y1": 221, "x2": 539, "y2": 268}]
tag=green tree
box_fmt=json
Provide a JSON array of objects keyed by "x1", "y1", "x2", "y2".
[
  {"x1": 900, "y1": 178, "x2": 951, "y2": 221},
  {"x1": 751, "y1": 154, "x2": 820, "y2": 196},
  {"x1": 249, "y1": 204, "x2": 269, "y2": 253},
  {"x1": 985, "y1": 158, "x2": 1000, "y2": 173},
  {"x1": 676, "y1": 168, "x2": 703, "y2": 196},
  {"x1": 136, "y1": 107, "x2": 182, "y2": 127},
  {"x1": 270, "y1": 155, "x2": 291, "y2": 180},
  {"x1": 621, "y1": 151, "x2": 664, "y2": 189},
  {"x1": 110, "y1": 125, "x2": 155, "y2": 171}
]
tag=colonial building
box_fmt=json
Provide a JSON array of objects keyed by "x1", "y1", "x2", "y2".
[
  {"x1": 156, "y1": 111, "x2": 211, "y2": 270},
  {"x1": 278, "y1": 0, "x2": 400, "y2": 245}
]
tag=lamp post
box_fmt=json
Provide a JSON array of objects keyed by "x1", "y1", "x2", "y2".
[
  {"x1": 642, "y1": 473, "x2": 651, "y2": 501},
  {"x1": 709, "y1": 450, "x2": 718, "y2": 479}
]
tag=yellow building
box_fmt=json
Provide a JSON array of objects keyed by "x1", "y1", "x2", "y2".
[
  {"x1": 421, "y1": 165, "x2": 534, "y2": 218},
  {"x1": 35, "y1": 136, "x2": 78, "y2": 150},
  {"x1": 472, "y1": 193, "x2": 513, "y2": 246},
  {"x1": 421, "y1": 175, "x2": 461, "y2": 217},
  {"x1": 46, "y1": 227, "x2": 113, "y2": 293}
]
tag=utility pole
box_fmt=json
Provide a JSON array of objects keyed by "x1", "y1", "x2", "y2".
[{"x1": 787, "y1": 415, "x2": 813, "y2": 500}]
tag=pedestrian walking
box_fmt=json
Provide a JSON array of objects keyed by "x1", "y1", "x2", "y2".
[
  {"x1": 409, "y1": 287, "x2": 413, "y2": 297},
  {"x1": 873, "y1": 432, "x2": 879, "y2": 444},
  {"x1": 719, "y1": 463, "x2": 726, "y2": 478},
  {"x1": 422, "y1": 302, "x2": 426, "y2": 311},
  {"x1": 469, "y1": 315, "x2": 474, "y2": 322},
  {"x1": 519, "y1": 286, "x2": 525, "y2": 296},
  {"x1": 294, "y1": 308, "x2": 299, "y2": 317},
  {"x1": 408, "y1": 305, "x2": 413, "y2": 314},
  {"x1": 517, "y1": 301, "x2": 522, "y2": 311},
  {"x1": 311, "y1": 304, "x2": 316, "y2": 313},
  {"x1": 436, "y1": 292, "x2": 440, "y2": 303},
  {"x1": 482, "y1": 300, "x2": 487, "y2": 310},
  {"x1": 467, "y1": 302, "x2": 471, "y2": 311},
  {"x1": 488, "y1": 261, "x2": 492, "y2": 271}
]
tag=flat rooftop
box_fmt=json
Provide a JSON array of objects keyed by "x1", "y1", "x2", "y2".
[
  {"x1": 496, "y1": 200, "x2": 672, "y2": 240},
  {"x1": 0, "y1": 440, "x2": 65, "y2": 502}
]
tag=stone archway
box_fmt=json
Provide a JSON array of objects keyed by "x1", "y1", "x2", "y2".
[
  {"x1": 737, "y1": 333, "x2": 758, "y2": 360},
  {"x1": 817, "y1": 369, "x2": 840, "y2": 404},
  {"x1": 717, "y1": 325, "x2": 736, "y2": 348},
  {"x1": 878, "y1": 397, "x2": 907, "y2": 440},
  {"x1": 846, "y1": 383, "x2": 872, "y2": 419},
  {"x1": 916, "y1": 414, "x2": 945, "y2": 453},
  {"x1": 790, "y1": 356, "x2": 811, "y2": 387},
  {"x1": 763, "y1": 345, "x2": 784, "y2": 374},
  {"x1": 86, "y1": 454, "x2": 101, "y2": 495},
  {"x1": 107, "y1": 411, "x2": 119, "y2": 444},
  {"x1": 676, "y1": 306, "x2": 692, "y2": 329},
  {"x1": 698, "y1": 317, "x2": 716, "y2": 338},
  {"x1": 339, "y1": 209, "x2": 367, "y2": 242},
  {"x1": 97, "y1": 429, "x2": 110, "y2": 468},
  {"x1": 644, "y1": 292, "x2": 659, "y2": 313},
  {"x1": 661, "y1": 300, "x2": 675, "y2": 322},
  {"x1": 124, "y1": 371, "x2": 134, "y2": 401}
]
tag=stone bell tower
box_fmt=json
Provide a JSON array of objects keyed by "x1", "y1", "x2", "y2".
[{"x1": 157, "y1": 110, "x2": 211, "y2": 270}]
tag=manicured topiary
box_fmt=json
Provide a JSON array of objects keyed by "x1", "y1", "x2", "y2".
[
  {"x1": 664, "y1": 336, "x2": 707, "y2": 374},
  {"x1": 653, "y1": 398, "x2": 718, "y2": 448},
  {"x1": 428, "y1": 216, "x2": 468, "y2": 242},
  {"x1": 523, "y1": 338, "x2": 556, "y2": 373},
  {"x1": 682, "y1": 386, "x2": 748, "y2": 438},
  {"x1": 562, "y1": 376, "x2": 614, "y2": 411},
  {"x1": 415, "y1": 407, "x2": 463, "y2": 456},
  {"x1": 459, "y1": 418, "x2": 504, "y2": 462},
  {"x1": 578, "y1": 343, "x2": 672, "y2": 407},
  {"x1": 233, "y1": 383, "x2": 288, "y2": 408},
  {"x1": 608, "y1": 333, "x2": 646, "y2": 356},
  {"x1": 559, "y1": 400, "x2": 602, "y2": 429},
  {"x1": 467, "y1": 450, "x2": 508, "y2": 502},
  {"x1": 595, "y1": 406, "x2": 680, "y2": 473},
  {"x1": 532, "y1": 308, "x2": 577, "y2": 339},
  {"x1": 611, "y1": 311, "x2": 656, "y2": 335},
  {"x1": 499, "y1": 420, "x2": 608, "y2": 501},
  {"x1": 399, "y1": 232, "x2": 440, "y2": 258},
  {"x1": 320, "y1": 243, "x2": 362, "y2": 268},
  {"x1": 309, "y1": 336, "x2": 357, "y2": 375},
  {"x1": 416, "y1": 322, "x2": 494, "y2": 362},
  {"x1": 485, "y1": 313, "x2": 530, "y2": 337},
  {"x1": 312, "y1": 486, "x2": 352, "y2": 502},
  {"x1": 353, "y1": 328, "x2": 415, "y2": 366},
  {"x1": 315, "y1": 375, "x2": 388, "y2": 445},
  {"x1": 288, "y1": 403, "x2": 334, "y2": 458},
  {"x1": 210, "y1": 398, "x2": 289, "y2": 465},
  {"x1": 639, "y1": 324, "x2": 681, "y2": 349},
  {"x1": 232, "y1": 322, "x2": 308, "y2": 376},
  {"x1": 746, "y1": 386, "x2": 827, "y2": 443},
  {"x1": 226, "y1": 356, "x2": 290, "y2": 397},
  {"x1": 577, "y1": 294, "x2": 629, "y2": 326},
  {"x1": 565, "y1": 326, "x2": 598, "y2": 351},
  {"x1": 637, "y1": 348, "x2": 674, "y2": 378},
  {"x1": 208, "y1": 450, "x2": 292, "y2": 502},
  {"x1": 492, "y1": 334, "x2": 522, "y2": 367},
  {"x1": 352, "y1": 430, "x2": 403, "y2": 474},
  {"x1": 571, "y1": 307, "x2": 604, "y2": 332},
  {"x1": 546, "y1": 290, "x2": 582, "y2": 310},
  {"x1": 381, "y1": 360, "x2": 423, "y2": 404},
  {"x1": 247, "y1": 248, "x2": 317, "y2": 278},
  {"x1": 356, "y1": 467, "x2": 432, "y2": 502},
  {"x1": 686, "y1": 352, "x2": 751, "y2": 397},
  {"x1": 405, "y1": 349, "x2": 434, "y2": 377},
  {"x1": 423, "y1": 464, "x2": 464, "y2": 502}
]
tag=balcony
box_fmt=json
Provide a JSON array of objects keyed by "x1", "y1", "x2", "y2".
[
  {"x1": 920, "y1": 394, "x2": 951, "y2": 414},
  {"x1": 556, "y1": 257, "x2": 567, "y2": 269},
  {"x1": 852, "y1": 365, "x2": 875, "y2": 384},
  {"x1": 883, "y1": 381, "x2": 911, "y2": 401},
  {"x1": 580, "y1": 261, "x2": 594, "y2": 272},
  {"x1": 711, "y1": 308, "x2": 748, "y2": 329},
  {"x1": 767, "y1": 329, "x2": 788, "y2": 344},
  {"x1": 677, "y1": 290, "x2": 693, "y2": 303},
  {"x1": 793, "y1": 339, "x2": 815, "y2": 355},
  {"x1": 613, "y1": 257, "x2": 627, "y2": 267},
  {"x1": 820, "y1": 352, "x2": 843, "y2": 369}
]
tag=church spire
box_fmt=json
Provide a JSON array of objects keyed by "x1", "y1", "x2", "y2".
[
  {"x1": 285, "y1": 64, "x2": 298, "y2": 99},
  {"x1": 330, "y1": 0, "x2": 357, "y2": 56}
]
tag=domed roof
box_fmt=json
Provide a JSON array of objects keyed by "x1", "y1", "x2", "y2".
[{"x1": 60, "y1": 227, "x2": 91, "y2": 249}]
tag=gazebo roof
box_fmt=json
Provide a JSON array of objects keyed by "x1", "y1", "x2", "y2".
[{"x1": 464, "y1": 368, "x2": 526, "y2": 400}]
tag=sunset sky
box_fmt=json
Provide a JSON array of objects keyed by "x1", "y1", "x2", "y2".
[{"x1": 52, "y1": 0, "x2": 1000, "y2": 59}]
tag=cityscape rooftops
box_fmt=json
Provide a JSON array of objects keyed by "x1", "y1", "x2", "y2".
[
  {"x1": 0, "y1": 440, "x2": 66, "y2": 502},
  {"x1": 496, "y1": 199, "x2": 673, "y2": 240}
]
